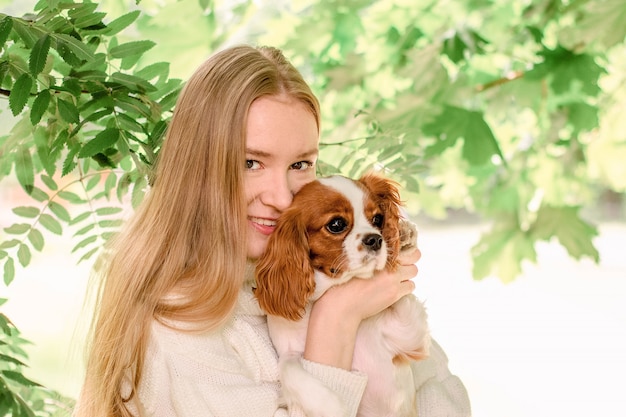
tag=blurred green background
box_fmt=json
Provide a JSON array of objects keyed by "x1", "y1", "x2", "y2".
[{"x1": 1, "y1": 0, "x2": 625, "y2": 416}]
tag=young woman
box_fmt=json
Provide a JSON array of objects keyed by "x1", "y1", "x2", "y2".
[{"x1": 74, "y1": 45, "x2": 471, "y2": 417}]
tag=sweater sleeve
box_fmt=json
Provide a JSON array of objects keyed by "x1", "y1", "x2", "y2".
[
  {"x1": 301, "y1": 358, "x2": 368, "y2": 417},
  {"x1": 412, "y1": 339, "x2": 472, "y2": 417}
]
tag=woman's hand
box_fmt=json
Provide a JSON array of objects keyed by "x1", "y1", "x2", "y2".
[
  {"x1": 322, "y1": 247, "x2": 421, "y2": 321},
  {"x1": 303, "y1": 247, "x2": 421, "y2": 369}
]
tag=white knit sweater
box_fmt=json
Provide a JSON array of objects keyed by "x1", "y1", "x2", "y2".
[{"x1": 125, "y1": 279, "x2": 471, "y2": 417}]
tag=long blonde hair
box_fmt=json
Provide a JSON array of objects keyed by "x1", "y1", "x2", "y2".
[{"x1": 75, "y1": 45, "x2": 320, "y2": 417}]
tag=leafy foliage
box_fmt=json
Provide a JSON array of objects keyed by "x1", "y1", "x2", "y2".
[
  {"x1": 0, "y1": 0, "x2": 183, "y2": 283},
  {"x1": 258, "y1": 0, "x2": 622, "y2": 281},
  {"x1": 0, "y1": 299, "x2": 73, "y2": 416},
  {"x1": 0, "y1": 0, "x2": 625, "y2": 411}
]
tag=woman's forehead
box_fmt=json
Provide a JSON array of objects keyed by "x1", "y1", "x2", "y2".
[{"x1": 246, "y1": 95, "x2": 319, "y2": 158}]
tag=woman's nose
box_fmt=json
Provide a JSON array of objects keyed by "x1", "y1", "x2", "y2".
[{"x1": 263, "y1": 174, "x2": 293, "y2": 211}]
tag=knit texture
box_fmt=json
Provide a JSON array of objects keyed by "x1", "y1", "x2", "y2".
[{"x1": 126, "y1": 280, "x2": 471, "y2": 416}]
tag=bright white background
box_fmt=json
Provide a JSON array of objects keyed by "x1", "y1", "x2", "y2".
[{"x1": 2, "y1": 203, "x2": 625, "y2": 416}]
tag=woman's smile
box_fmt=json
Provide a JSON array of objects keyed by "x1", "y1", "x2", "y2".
[{"x1": 249, "y1": 216, "x2": 278, "y2": 235}]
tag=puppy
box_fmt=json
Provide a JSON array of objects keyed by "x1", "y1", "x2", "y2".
[{"x1": 255, "y1": 173, "x2": 430, "y2": 417}]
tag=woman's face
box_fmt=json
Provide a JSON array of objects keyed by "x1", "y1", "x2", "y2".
[{"x1": 245, "y1": 94, "x2": 319, "y2": 259}]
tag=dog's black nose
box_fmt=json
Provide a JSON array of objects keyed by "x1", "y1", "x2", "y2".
[{"x1": 362, "y1": 233, "x2": 383, "y2": 251}]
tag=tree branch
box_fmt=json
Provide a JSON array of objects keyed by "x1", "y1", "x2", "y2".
[{"x1": 475, "y1": 70, "x2": 525, "y2": 92}]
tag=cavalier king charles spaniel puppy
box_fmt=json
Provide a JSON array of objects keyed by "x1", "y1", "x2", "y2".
[{"x1": 255, "y1": 173, "x2": 430, "y2": 417}]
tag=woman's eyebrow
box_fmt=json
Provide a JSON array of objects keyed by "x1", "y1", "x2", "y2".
[
  {"x1": 245, "y1": 148, "x2": 272, "y2": 158},
  {"x1": 245, "y1": 148, "x2": 319, "y2": 159}
]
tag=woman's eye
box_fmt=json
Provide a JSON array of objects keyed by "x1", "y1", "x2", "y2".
[
  {"x1": 246, "y1": 160, "x2": 261, "y2": 170},
  {"x1": 372, "y1": 214, "x2": 384, "y2": 228},
  {"x1": 326, "y1": 217, "x2": 348, "y2": 234},
  {"x1": 290, "y1": 161, "x2": 314, "y2": 171}
]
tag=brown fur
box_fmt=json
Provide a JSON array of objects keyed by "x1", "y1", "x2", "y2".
[{"x1": 255, "y1": 173, "x2": 403, "y2": 320}]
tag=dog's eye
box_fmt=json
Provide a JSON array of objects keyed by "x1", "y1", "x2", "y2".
[
  {"x1": 326, "y1": 217, "x2": 348, "y2": 234},
  {"x1": 372, "y1": 214, "x2": 384, "y2": 228}
]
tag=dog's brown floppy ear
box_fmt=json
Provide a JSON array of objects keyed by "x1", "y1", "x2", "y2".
[
  {"x1": 254, "y1": 208, "x2": 316, "y2": 321},
  {"x1": 358, "y1": 173, "x2": 403, "y2": 270}
]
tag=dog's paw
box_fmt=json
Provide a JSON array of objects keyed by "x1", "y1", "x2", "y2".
[{"x1": 399, "y1": 218, "x2": 418, "y2": 252}]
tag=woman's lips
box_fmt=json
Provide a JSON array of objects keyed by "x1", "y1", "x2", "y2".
[{"x1": 249, "y1": 216, "x2": 278, "y2": 236}]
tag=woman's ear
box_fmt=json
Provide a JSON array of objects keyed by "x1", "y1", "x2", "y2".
[
  {"x1": 254, "y1": 209, "x2": 315, "y2": 321},
  {"x1": 359, "y1": 173, "x2": 403, "y2": 270}
]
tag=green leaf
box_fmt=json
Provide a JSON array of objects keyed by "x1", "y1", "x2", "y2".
[
  {"x1": 67, "y1": 2, "x2": 99, "y2": 19},
  {"x1": 423, "y1": 105, "x2": 504, "y2": 166},
  {"x1": 564, "y1": 102, "x2": 599, "y2": 135},
  {"x1": 109, "y1": 40, "x2": 156, "y2": 59},
  {"x1": 528, "y1": 47, "x2": 605, "y2": 96},
  {"x1": 0, "y1": 352, "x2": 26, "y2": 367},
  {"x1": 105, "y1": 10, "x2": 141, "y2": 36},
  {"x1": 17, "y1": 244, "x2": 31, "y2": 267},
  {"x1": 72, "y1": 235, "x2": 98, "y2": 253},
  {"x1": 116, "y1": 113, "x2": 144, "y2": 132},
  {"x1": 38, "y1": 213, "x2": 62, "y2": 235},
  {"x1": 74, "y1": 12, "x2": 106, "y2": 29},
  {"x1": 15, "y1": 145, "x2": 35, "y2": 195},
  {"x1": 104, "y1": 171, "x2": 117, "y2": 197},
  {"x1": 9, "y1": 74, "x2": 33, "y2": 116},
  {"x1": 0, "y1": 60, "x2": 9, "y2": 89},
  {"x1": 0, "y1": 311, "x2": 12, "y2": 333},
  {"x1": 134, "y1": 61, "x2": 170, "y2": 82},
  {"x1": 443, "y1": 28, "x2": 489, "y2": 63},
  {"x1": 131, "y1": 175, "x2": 147, "y2": 208},
  {"x1": 530, "y1": 205, "x2": 600, "y2": 261},
  {"x1": 29, "y1": 34, "x2": 51, "y2": 77},
  {"x1": 0, "y1": 16, "x2": 13, "y2": 50},
  {"x1": 30, "y1": 89, "x2": 51, "y2": 125},
  {"x1": 78, "y1": 246, "x2": 99, "y2": 263},
  {"x1": 0, "y1": 239, "x2": 20, "y2": 251},
  {"x1": 62, "y1": 145, "x2": 79, "y2": 176},
  {"x1": 3, "y1": 258, "x2": 15, "y2": 286},
  {"x1": 1, "y1": 370, "x2": 42, "y2": 388},
  {"x1": 48, "y1": 201, "x2": 71, "y2": 222},
  {"x1": 471, "y1": 223, "x2": 537, "y2": 282},
  {"x1": 44, "y1": 15, "x2": 72, "y2": 33},
  {"x1": 12, "y1": 206, "x2": 39, "y2": 218},
  {"x1": 10, "y1": 18, "x2": 38, "y2": 48},
  {"x1": 73, "y1": 223, "x2": 95, "y2": 236},
  {"x1": 96, "y1": 207, "x2": 123, "y2": 216},
  {"x1": 57, "y1": 98, "x2": 80, "y2": 124},
  {"x1": 443, "y1": 33, "x2": 466, "y2": 63},
  {"x1": 70, "y1": 211, "x2": 92, "y2": 225},
  {"x1": 149, "y1": 120, "x2": 167, "y2": 146},
  {"x1": 56, "y1": 34, "x2": 94, "y2": 61},
  {"x1": 57, "y1": 190, "x2": 85, "y2": 204},
  {"x1": 27, "y1": 229, "x2": 44, "y2": 251},
  {"x1": 28, "y1": 187, "x2": 49, "y2": 202},
  {"x1": 40, "y1": 174, "x2": 58, "y2": 191},
  {"x1": 109, "y1": 72, "x2": 157, "y2": 93},
  {"x1": 98, "y1": 219, "x2": 124, "y2": 228},
  {"x1": 85, "y1": 173, "x2": 101, "y2": 191},
  {"x1": 4, "y1": 223, "x2": 30, "y2": 235},
  {"x1": 78, "y1": 128, "x2": 120, "y2": 158}
]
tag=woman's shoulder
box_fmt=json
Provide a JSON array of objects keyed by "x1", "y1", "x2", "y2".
[{"x1": 145, "y1": 319, "x2": 244, "y2": 374}]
